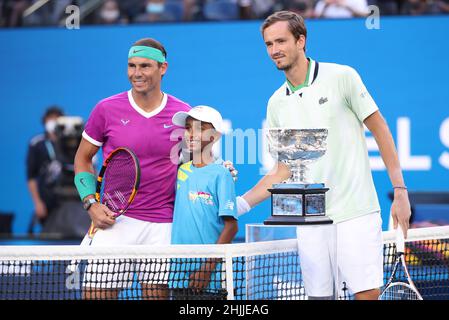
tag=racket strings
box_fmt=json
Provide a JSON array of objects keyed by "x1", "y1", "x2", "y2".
[
  {"x1": 101, "y1": 151, "x2": 137, "y2": 212},
  {"x1": 380, "y1": 246, "x2": 423, "y2": 300},
  {"x1": 381, "y1": 283, "x2": 421, "y2": 300}
]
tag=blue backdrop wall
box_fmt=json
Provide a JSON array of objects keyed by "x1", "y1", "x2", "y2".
[{"x1": 1, "y1": 16, "x2": 448, "y2": 238}]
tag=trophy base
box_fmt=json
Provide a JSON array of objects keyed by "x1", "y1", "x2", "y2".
[{"x1": 264, "y1": 215, "x2": 333, "y2": 226}]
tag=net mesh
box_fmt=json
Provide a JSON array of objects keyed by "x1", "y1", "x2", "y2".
[{"x1": 1, "y1": 226, "x2": 449, "y2": 300}]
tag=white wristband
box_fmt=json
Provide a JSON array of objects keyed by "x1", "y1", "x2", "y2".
[{"x1": 236, "y1": 196, "x2": 251, "y2": 217}]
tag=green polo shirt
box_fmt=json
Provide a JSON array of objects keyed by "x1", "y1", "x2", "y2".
[{"x1": 266, "y1": 59, "x2": 381, "y2": 223}]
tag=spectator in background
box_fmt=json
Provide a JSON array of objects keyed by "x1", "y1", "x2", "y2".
[
  {"x1": 437, "y1": 0, "x2": 449, "y2": 13},
  {"x1": 182, "y1": 0, "x2": 251, "y2": 21},
  {"x1": 183, "y1": 0, "x2": 204, "y2": 21},
  {"x1": 0, "y1": 1, "x2": 4, "y2": 26},
  {"x1": 96, "y1": 0, "x2": 128, "y2": 25},
  {"x1": 283, "y1": 0, "x2": 315, "y2": 18},
  {"x1": 22, "y1": 0, "x2": 71, "y2": 26},
  {"x1": 135, "y1": 0, "x2": 183, "y2": 23},
  {"x1": 401, "y1": 0, "x2": 425, "y2": 14},
  {"x1": 118, "y1": 0, "x2": 146, "y2": 23},
  {"x1": 238, "y1": 0, "x2": 254, "y2": 19},
  {"x1": 244, "y1": 0, "x2": 277, "y2": 19},
  {"x1": 26, "y1": 106, "x2": 65, "y2": 233},
  {"x1": 201, "y1": 0, "x2": 257, "y2": 21},
  {"x1": 27, "y1": 106, "x2": 91, "y2": 238},
  {"x1": 372, "y1": 0, "x2": 402, "y2": 15},
  {"x1": 402, "y1": 0, "x2": 449, "y2": 15},
  {"x1": 2, "y1": 0, "x2": 30, "y2": 27},
  {"x1": 314, "y1": 0, "x2": 369, "y2": 18}
]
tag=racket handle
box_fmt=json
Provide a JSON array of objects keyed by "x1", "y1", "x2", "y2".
[
  {"x1": 396, "y1": 225, "x2": 405, "y2": 253},
  {"x1": 88, "y1": 222, "x2": 97, "y2": 239}
]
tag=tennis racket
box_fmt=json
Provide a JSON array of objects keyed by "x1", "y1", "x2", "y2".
[
  {"x1": 379, "y1": 226, "x2": 423, "y2": 300},
  {"x1": 87, "y1": 147, "x2": 141, "y2": 239}
]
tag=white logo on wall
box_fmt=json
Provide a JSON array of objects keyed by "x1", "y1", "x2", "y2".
[
  {"x1": 439, "y1": 118, "x2": 449, "y2": 169},
  {"x1": 366, "y1": 117, "x2": 443, "y2": 171}
]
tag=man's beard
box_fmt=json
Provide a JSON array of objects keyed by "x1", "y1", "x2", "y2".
[
  {"x1": 277, "y1": 63, "x2": 293, "y2": 71},
  {"x1": 275, "y1": 57, "x2": 296, "y2": 71}
]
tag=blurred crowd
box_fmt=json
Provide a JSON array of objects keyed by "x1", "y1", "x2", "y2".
[{"x1": 1, "y1": 0, "x2": 449, "y2": 27}]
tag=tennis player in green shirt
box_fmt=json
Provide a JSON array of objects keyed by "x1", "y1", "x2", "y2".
[{"x1": 236, "y1": 11, "x2": 411, "y2": 300}]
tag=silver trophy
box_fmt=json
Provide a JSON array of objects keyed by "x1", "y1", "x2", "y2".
[{"x1": 264, "y1": 128, "x2": 333, "y2": 225}]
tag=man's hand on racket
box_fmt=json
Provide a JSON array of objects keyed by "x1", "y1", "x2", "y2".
[
  {"x1": 87, "y1": 201, "x2": 116, "y2": 229},
  {"x1": 390, "y1": 189, "x2": 411, "y2": 238}
]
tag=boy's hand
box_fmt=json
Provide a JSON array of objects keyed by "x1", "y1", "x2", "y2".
[
  {"x1": 189, "y1": 270, "x2": 213, "y2": 290},
  {"x1": 189, "y1": 260, "x2": 218, "y2": 290}
]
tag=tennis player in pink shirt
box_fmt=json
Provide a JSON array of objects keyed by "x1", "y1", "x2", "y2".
[{"x1": 74, "y1": 38, "x2": 191, "y2": 299}]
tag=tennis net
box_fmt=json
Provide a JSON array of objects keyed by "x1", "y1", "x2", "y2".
[{"x1": 0, "y1": 225, "x2": 448, "y2": 300}]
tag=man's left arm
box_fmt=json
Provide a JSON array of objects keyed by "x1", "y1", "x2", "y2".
[{"x1": 364, "y1": 110, "x2": 411, "y2": 237}]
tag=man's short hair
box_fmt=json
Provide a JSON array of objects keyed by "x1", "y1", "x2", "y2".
[
  {"x1": 42, "y1": 106, "x2": 64, "y2": 124},
  {"x1": 261, "y1": 11, "x2": 307, "y2": 42}
]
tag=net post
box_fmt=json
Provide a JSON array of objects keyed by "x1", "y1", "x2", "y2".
[{"x1": 225, "y1": 251, "x2": 235, "y2": 300}]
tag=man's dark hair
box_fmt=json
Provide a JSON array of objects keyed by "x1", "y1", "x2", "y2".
[
  {"x1": 132, "y1": 38, "x2": 167, "y2": 66},
  {"x1": 42, "y1": 106, "x2": 64, "y2": 124},
  {"x1": 261, "y1": 11, "x2": 307, "y2": 49}
]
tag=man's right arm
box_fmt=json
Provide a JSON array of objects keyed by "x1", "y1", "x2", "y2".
[
  {"x1": 74, "y1": 138, "x2": 116, "y2": 229},
  {"x1": 239, "y1": 162, "x2": 291, "y2": 214},
  {"x1": 74, "y1": 138, "x2": 98, "y2": 176}
]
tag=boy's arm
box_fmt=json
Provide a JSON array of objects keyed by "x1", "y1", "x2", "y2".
[
  {"x1": 189, "y1": 170, "x2": 238, "y2": 290},
  {"x1": 190, "y1": 218, "x2": 238, "y2": 289},
  {"x1": 216, "y1": 217, "x2": 238, "y2": 244}
]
